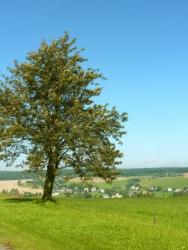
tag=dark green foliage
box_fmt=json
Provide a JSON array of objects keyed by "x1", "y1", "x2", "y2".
[
  {"x1": 119, "y1": 167, "x2": 188, "y2": 177},
  {"x1": 0, "y1": 169, "x2": 76, "y2": 181},
  {"x1": 0, "y1": 33, "x2": 127, "y2": 200},
  {"x1": 0, "y1": 171, "x2": 23, "y2": 180},
  {"x1": 0, "y1": 171, "x2": 35, "y2": 180},
  {"x1": 126, "y1": 178, "x2": 140, "y2": 189}
]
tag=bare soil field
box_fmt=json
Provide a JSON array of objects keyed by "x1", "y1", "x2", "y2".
[
  {"x1": 0, "y1": 180, "x2": 42, "y2": 194},
  {"x1": 183, "y1": 173, "x2": 188, "y2": 178},
  {"x1": 69, "y1": 176, "x2": 128, "y2": 183}
]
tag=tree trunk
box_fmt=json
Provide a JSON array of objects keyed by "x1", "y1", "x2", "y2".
[{"x1": 42, "y1": 163, "x2": 56, "y2": 201}]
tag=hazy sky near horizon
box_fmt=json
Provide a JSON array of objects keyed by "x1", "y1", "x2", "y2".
[{"x1": 0, "y1": 0, "x2": 188, "y2": 169}]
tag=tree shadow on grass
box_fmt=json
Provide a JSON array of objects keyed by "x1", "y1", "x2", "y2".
[
  {"x1": 1, "y1": 196, "x2": 57, "y2": 204},
  {"x1": 2, "y1": 197, "x2": 38, "y2": 203}
]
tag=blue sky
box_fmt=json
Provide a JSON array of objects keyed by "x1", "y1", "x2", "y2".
[{"x1": 0, "y1": 0, "x2": 188, "y2": 168}]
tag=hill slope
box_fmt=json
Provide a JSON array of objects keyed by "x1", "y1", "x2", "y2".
[{"x1": 0, "y1": 196, "x2": 188, "y2": 249}]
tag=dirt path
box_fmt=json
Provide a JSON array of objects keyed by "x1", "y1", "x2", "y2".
[
  {"x1": 0, "y1": 245, "x2": 11, "y2": 250},
  {"x1": 0, "y1": 180, "x2": 42, "y2": 194}
]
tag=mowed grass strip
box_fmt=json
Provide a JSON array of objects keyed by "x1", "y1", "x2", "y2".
[{"x1": 0, "y1": 196, "x2": 188, "y2": 249}]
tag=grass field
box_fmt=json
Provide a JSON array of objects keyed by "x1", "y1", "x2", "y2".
[
  {"x1": 95, "y1": 176, "x2": 188, "y2": 190},
  {"x1": 0, "y1": 195, "x2": 188, "y2": 250},
  {"x1": 140, "y1": 176, "x2": 188, "y2": 189}
]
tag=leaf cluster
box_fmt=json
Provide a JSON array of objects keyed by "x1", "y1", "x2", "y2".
[{"x1": 0, "y1": 33, "x2": 127, "y2": 182}]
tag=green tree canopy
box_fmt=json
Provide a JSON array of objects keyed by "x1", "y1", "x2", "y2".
[{"x1": 0, "y1": 33, "x2": 127, "y2": 200}]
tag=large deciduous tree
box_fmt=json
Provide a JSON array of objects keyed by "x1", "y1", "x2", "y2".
[{"x1": 0, "y1": 33, "x2": 127, "y2": 201}]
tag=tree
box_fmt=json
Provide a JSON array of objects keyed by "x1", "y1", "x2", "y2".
[{"x1": 0, "y1": 33, "x2": 127, "y2": 201}]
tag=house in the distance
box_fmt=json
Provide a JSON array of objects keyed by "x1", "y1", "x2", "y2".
[
  {"x1": 112, "y1": 193, "x2": 123, "y2": 199},
  {"x1": 103, "y1": 194, "x2": 110, "y2": 199}
]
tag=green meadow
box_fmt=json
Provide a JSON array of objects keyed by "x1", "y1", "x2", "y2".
[
  {"x1": 0, "y1": 195, "x2": 188, "y2": 250},
  {"x1": 96, "y1": 175, "x2": 188, "y2": 190},
  {"x1": 140, "y1": 176, "x2": 188, "y2": 189}
]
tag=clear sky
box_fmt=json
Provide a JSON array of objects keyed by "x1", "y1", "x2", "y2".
[{"x1": 0, "y1": 0, "x2": 188, "y2": 168}]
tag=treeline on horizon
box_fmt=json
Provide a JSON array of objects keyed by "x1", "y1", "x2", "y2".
[
  {"x1": 119, "y1": 167, "x2": 188, "y2": 177},
  {"x1": 0, "y1": 169, "x2": 76, "y2": 180},
  {"x1": 0, "y1": 167, "x2": 188, "y2": 180}
]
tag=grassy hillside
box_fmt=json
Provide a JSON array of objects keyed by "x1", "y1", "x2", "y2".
[
  {"x1": 140, "y1": 176, "x2": 188, "y2": 189},
  {"x1": 0, "y1": 195, "x2": 188, "y2": 249},
  {"x1": 96, "y1": 175, "x2": 188, "y2": 190}
]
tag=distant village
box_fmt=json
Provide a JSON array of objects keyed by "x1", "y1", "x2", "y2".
[{"x1": 1, "y1": 175, "x2": 188, "y2": 199}]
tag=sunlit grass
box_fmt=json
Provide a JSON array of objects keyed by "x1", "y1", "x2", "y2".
[
  {"x1": 0, "y1": 195, "x2": 188, "y2": 249},
  {"x1": 96, "y1": 176, "x2": 188, "y2": 190}
]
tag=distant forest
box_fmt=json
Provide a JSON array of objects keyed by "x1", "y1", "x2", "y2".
[
  {"x1": 0, "y1": 169, "x2": 76, "y2": 180},
  {"x1": 0, "y1": 167, "x2": 188, "y2": 180},
  {"x1": 119, "y1": 167, "x2": 188, "y2": 177}
]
